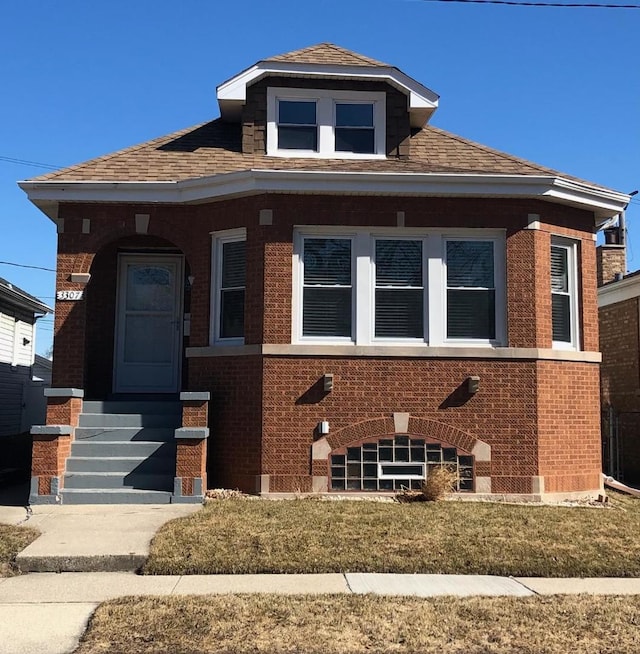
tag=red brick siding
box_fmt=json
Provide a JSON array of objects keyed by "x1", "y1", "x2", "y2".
[
  {"x1": 188, "y1": 355, "x2": 263, "y2": 492},
  {"x1": 600, "y1": 297, "x2": 640, "y2": 410},
  {"x1": 261, "y1": 357, "x2": 539, "y2": 494},
  {"x1": 599, "y1": 296, "x2": 640, "y2": 482},
  {"x1": 536, "y1": 360, "x2": 601, "y2": 492},
  {"x1": 48, "y1": 195, "x2": 600, "y2": 495}
]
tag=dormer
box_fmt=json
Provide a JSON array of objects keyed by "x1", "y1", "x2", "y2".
[{"x1": 216, "y1": 43, "x2": 439, "y2": 160}]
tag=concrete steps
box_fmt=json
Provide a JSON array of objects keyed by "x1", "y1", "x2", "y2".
[{"x1": 60, "y1": 400, "x2": 180, "y2": 504}]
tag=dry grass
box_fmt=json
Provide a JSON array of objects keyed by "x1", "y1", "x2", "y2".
[
  {"x1": 0, "y1": 523, "x2": 39, "y2": 576},
  {"x1": 144, "y1": 492, "x2": 640, "y2": 577},
  {"x1": 74, "y1": 594, "x2": 640, "y2": 654},
  {"x1": 398, "y1": 466, "x2": 458, "y2": 502}
]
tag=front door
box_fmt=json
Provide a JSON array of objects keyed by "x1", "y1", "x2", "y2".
[{"x1": 114, "y1": 254, "x2": 183, "y2": 393}]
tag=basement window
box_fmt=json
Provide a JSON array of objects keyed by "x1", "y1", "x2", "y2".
[{"x1": 330, "y1": 435, "x2": 474, "y2": 492}]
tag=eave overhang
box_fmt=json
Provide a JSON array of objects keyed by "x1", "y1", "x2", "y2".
[
  {"x1": 20, "y1": 170, "x2": 629, "y2": 227},
  {"x1": 0, "y1": 283, "x2": 51, "y2": 316},
  {"x1": 217, "y1": 62, "x2": 439, "y2": 128}
]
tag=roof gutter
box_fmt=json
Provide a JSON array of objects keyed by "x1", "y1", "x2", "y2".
[{"x1": 19, "y1": 170, "x2": 629, "y2": 224}]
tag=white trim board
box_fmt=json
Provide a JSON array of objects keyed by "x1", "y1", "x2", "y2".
[
  {"x1": 20, "y1": 171, "x2": 630, "y2": 224},
  {"x1": 598, "y1": 275, "x2": 640, "y2": 308}
]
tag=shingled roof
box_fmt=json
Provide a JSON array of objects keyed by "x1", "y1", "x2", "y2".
[
  {"x1": 262, "y1": 43, "x2": 390, "y2": 68},
  {"x1": 25, "y1": 42, "x2": 615, "y2": 196},
  {"x1": 30, "y1": 119, "x2": 603, "y2": 188}
]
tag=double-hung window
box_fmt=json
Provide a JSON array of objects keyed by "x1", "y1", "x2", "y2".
[
  {"x1": 267, "y1": 88, "x2": 385, "y2": 158},
  {"x1": 211, "y1": 229, "x2": 246, "y2": 344},
  {"x1": 551, "y1": 238, "x2": 579, "y2": 349},
  {"x1": 301, "y1": 238, "x2": 352, "y2": 338},
  {"x1": 294, "y1": 229, "x2": 505, "y2": 347},
  {"x1": 277, "y1": 100, "x2": 317, "y2": 151},
  {"x1": 374, "y1": 239, "x2": 424, "y2": 339},
  {"x1": 335, "y1": 103, "x2": 375, "y2": 154},
  {"x1": 445, "y1": 240, "x2": 496, "y2": 341}
]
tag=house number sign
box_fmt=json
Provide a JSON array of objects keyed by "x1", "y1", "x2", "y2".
[{"x1": 56, "y1": 290, "x2": 84, "y2": 301}]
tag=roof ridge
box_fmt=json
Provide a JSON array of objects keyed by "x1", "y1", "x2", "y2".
[
  {"x1": 323, "y1": 42, "x2": 387, "y2": 66},
  {"x1": 31, "y1": 122, "x2": 210, "y2": 181}
]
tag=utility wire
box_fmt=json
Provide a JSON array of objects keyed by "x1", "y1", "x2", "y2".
[
  {"x1": 0, "y1": 260, "x2": 56, "y2": 272},
  {"x1": 0, "y1": 155, "x2": 60, "y2": 170},
  {"x1": 416, "y1": 0, "x2": 640, "y2": 7}
]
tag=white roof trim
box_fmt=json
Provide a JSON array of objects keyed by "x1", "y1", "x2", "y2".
[
  {"x1": 598, "y1": 274, "x2": 640, "y2": 307},
  {"x1": 217, "y1": 62, "x2": 439, "y2": 127},
  {"x1": 20, "y1": 171, "x2": 629, "y2": 223}
]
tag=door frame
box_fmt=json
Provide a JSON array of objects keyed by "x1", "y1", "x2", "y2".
[{"x1": 113, "y1": 252, "x2": 184, "y2": 394}]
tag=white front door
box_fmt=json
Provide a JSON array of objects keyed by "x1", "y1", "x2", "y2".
[{"x1": 114, "y1": 254, "x2": 183, "y2": 393}]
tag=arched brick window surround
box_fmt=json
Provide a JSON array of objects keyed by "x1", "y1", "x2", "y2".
[{"x1": 311, "y1": 415, "x2": 492, "y2": 493}]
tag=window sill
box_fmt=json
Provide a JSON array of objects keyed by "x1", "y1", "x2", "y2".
[
  {"x1": 186, "y1": 343, "x2": 601, "y2": 363},
  {"x1": 266, "y1": 150, "x2": 387, "y2": 160}
]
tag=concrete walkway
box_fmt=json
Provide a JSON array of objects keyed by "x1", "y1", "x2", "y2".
[
  {"x1": 3, "y1": 494, "x2": 640, "y2": 654},
  {"x1": 3, "y1": 572, "x2": 640, "y2": 654}
]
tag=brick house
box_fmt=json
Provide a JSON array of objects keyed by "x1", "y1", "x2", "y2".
[
  {"x1": 20, "y1": 43, "x2": 630, "y2": 503},
  {"x1": 597, "y1": 230, "x2": 640, "y2": 484}
]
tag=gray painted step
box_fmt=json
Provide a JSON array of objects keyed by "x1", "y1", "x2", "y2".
[
  {"x1": 74, "y1": 426, "x2": 175, "y2": 442},
  {"x1": 66, "y1": 456, "x2": 174, "y2": 474},
  {"x1": 78, "y1": 413, "x2": 180, "y2": 428},
  {"x1": 70, "y1": 441, "x2": 174, "y2": 458},
  {"x1": 64, "y1": 472, "x2": 173, "y2": 491},
  {"x1": 60, "y1": 488, "x2": 172, "y2": 504},
  {"x1": 83, "y1": 400, "x2": 181, "y2": 415}
]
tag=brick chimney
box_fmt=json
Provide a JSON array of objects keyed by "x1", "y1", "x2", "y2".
[{"x1": 596, "y1": 226, "x2": 627, "y2": 287}]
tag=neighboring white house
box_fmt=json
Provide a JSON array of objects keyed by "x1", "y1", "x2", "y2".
[{"x1": 0, "y1": 277, "x2": 51, "y2": 436}]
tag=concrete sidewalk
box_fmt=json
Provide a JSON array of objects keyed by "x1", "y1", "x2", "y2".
[
  {"x1": 3, "y1": 495, "x2": 640, "y2": 653},
  {"x1": 0, "y1": 502, "x2": 200, "y2": 572},
  {"x1": 2, "y1": 572, "x2": 640, "y2": 654}
]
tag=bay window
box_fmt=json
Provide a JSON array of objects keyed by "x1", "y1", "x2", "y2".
[{"x1": 294, "y1": 229, "x2": 505, "y2": 346}]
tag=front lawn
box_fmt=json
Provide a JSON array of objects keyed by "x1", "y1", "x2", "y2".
[
  {"x1": 0, "y1": 523, "x2": 39, "y2": 576},
  {"x1": 144, "y1": 492, "x2": 640, "y2": 577},
  {"x1": 74, "y1": 594, "x2": 640, "y2": 654}
]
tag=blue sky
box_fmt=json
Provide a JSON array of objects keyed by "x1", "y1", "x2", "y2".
[{"x1": 1, "y1": 0, "x2": 638, "y2": 355}]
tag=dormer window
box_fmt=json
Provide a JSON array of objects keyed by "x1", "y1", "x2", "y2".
[
  {"x1": 278, "y1": 100, "x2": 317, "y2": 151},
  {"x1": 335, "y1": 103, "x2": 375, "y2": 154},
  {"x1": 267, "y1": 88, "x2": 385, "y2": 159}
]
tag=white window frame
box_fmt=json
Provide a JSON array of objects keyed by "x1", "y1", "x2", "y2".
[
  {"x1": 267, "y1": 87, "x2": 386, "y2": 159},
  {"x1": 441, "y1": 236, "x2": 506, "y2": 347},
  {"x1": 551, "y1": 236, "x2": 580, "y2": 350},
  {"x1": 378, "y1": 462, "x2": 426, "y2": 480},
  {"x1": 292, "y1": 227, "x2": 506, "y2": 347},
  {"x1": 210, "y1": 228, "x2": 246, "y2": 346}
]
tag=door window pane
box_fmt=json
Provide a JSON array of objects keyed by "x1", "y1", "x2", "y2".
[{"x1": 126, "y1": 266, "x2": 174, "y2": 311}]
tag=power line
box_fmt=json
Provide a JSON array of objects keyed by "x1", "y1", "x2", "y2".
[
  {"x1": 416, "y1": 0, "x2": 640, "y2": 7},
  {"x1": 0, "y1": 155, "x2": 61, "y2": 170},
  {"x1": 0, "y1": 261, "x2": 56, "y2": 272}
]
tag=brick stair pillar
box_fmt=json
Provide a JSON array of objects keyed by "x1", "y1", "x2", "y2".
[
  {"x1": 173, "y1": 391, "x2": 209, "y2": 503},
  {"x1": 30, "y1": 388, "x2": 84, "y2": 503}
]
